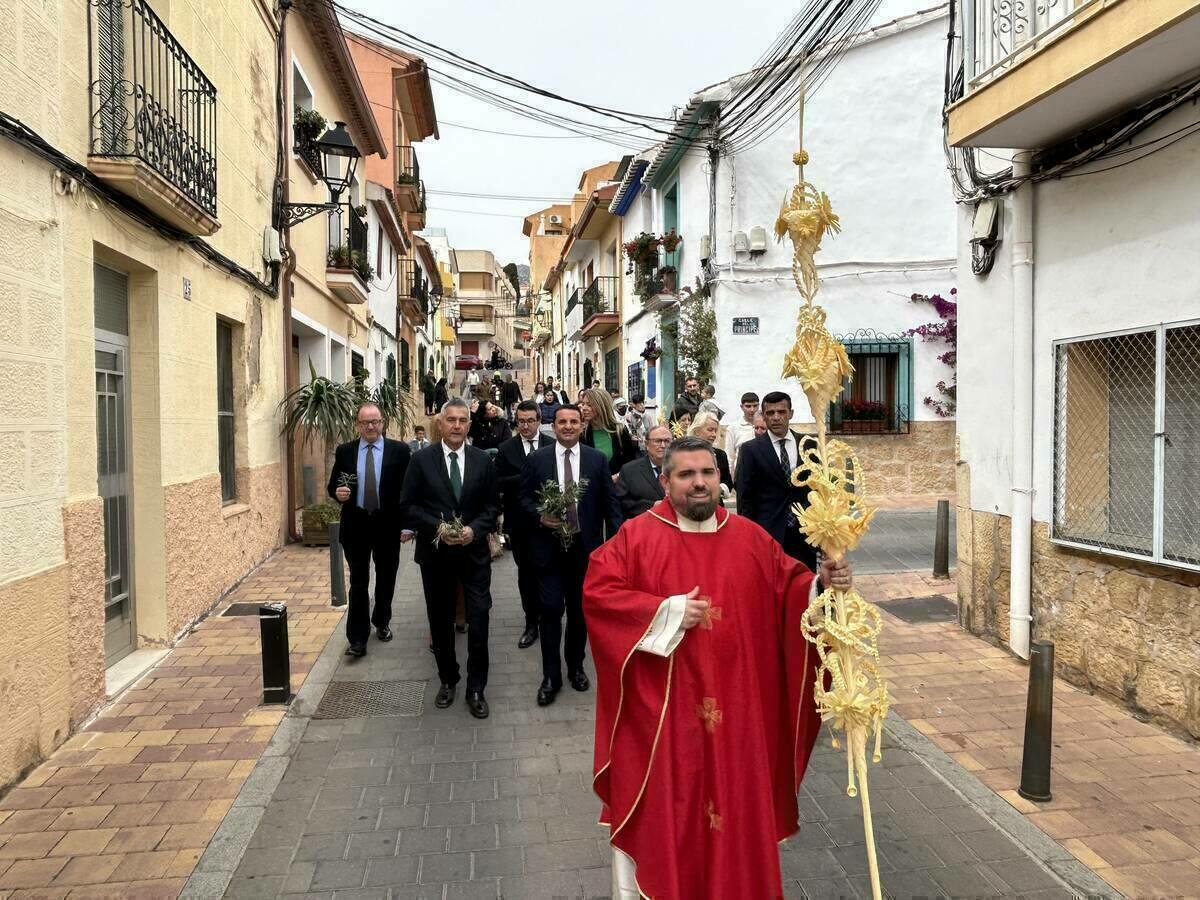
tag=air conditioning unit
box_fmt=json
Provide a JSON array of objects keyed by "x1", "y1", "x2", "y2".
[
  {"x1": 733, "y1": 231, "x2": 750, "y2": 254},
  {"x1": 548, "y1": 214, "x2": 563, "y2": 225}
]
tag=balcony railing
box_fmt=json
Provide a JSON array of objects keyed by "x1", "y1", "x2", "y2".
[
  {"x1": 582, "y1": 276, "x2": 619, "y2": 319},
  {"x1": 89, "y1": 0, "x2": 217, "y2": 216},
  {"x1": 397, "y1": 144, "x2": 421, "y2": 186},
  {"x1": 966, "y1": 0, "x2": 1102, "y2": 90},
  {"x1": 566, "y1": 288, "x2": 580, "y2": 313},
  {"x1": 327, "y1": 205, "x2": 370, "y2": 282},
  {"x1": 293, "y1": 119, "x2": 323, "y2": 178}
]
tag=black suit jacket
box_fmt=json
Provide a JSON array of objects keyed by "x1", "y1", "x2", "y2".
[
  {"x1": 495, "y1": 432, "x2": 553, "y2": 536},
  {"x1": 734, "y1": 430, "x2": 816, "y2": 544},
  {"x1": 519, "y1": 442, "x2": 621, "y2": 565},
  {"x1": 327, "y1": 438, "x2": 411, "y2": 544},
  {"x1": 399, "y1": 443, "x2": 500, "y2": 567},
  {"x1": 615, "y1": 456, "x2": 664, "y2": 521}
]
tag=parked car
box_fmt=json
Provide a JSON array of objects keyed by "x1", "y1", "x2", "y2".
[{"x1": 454, "y1": 354, "x2": 483, "y2": 370}]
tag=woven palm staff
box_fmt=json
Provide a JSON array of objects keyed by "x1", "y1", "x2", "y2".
[{"x1": 776, "y1": 147, "x2": 891, "y2": 900}]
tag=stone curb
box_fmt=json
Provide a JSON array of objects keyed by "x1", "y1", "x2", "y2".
[
  {"x1": 883, "y1": 711, "x2": 1124, "y2": 899},
  {"x1": 180, "y1": 603, "x2": 348, "y2": 900}
]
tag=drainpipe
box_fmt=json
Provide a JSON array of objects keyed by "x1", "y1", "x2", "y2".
[
  {"x1": 1009, "y1": 151, "x2": 1034, "y2": 660},
  {"x1": 276, "y1": 1, "x2": 302, "y2": 543}
]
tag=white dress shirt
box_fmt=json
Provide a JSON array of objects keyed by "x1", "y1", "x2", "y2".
[
  {"x1": 723, "y1": 419, "x2": 756, "y2": 471},
  {"x1": 441, "y1": 441, "x2": 467, "y2": 481},
  {"x1": 771, "y1": 430, "x2": 799, "y2": 471},
  {"x1": 554, "y1": 441, "x2": 582, "y2": 488},
  {"x1": 519, "y1": 435, "x2": 540, "y2": 457},
  {"x1": 355, "y1": 438, "x2": 384, "y2": 507}
]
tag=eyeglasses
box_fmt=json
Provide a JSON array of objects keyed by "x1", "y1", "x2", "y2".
[
  {"x1": 648, "y1": 437, "x2": 672, "y2": 445},
  {"x1": 358, "y1": 419, "x2": 383, "y2": 427}
]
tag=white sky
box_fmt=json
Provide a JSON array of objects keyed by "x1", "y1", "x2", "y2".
[{"x1": 348, "y1": 0, "x2": 808, "y2": 267}]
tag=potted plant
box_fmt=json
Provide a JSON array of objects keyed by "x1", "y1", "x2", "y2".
[
  {"x1": 838, "y1": 399, "x2": 888, "y2": 433},
  {"x1": 279, "y1": 363, "x2": 414, "y2": 544},
  {"x1": 328, "y1": 245, "x2": 375, "y2": 284},
  {"x1": 301, "y1": 500, "x2": 342, "y2": 547},
  {"x1": 293, "y1": 107, "x2": 326, "y2": 142},
  {"x1": 623, "y1": 232, "x2": 661, "y2": 274},
  {"x1": 660, "y1": 229, "x2": 682, "y2": 255},
  {"x1": 582, "y1": 282, "x2": 602, "y2": 319}
]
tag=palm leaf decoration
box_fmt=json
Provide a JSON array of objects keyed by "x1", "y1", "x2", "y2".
[{"x1": 280, "y1": 361, "x2": 416, "y2": 449}]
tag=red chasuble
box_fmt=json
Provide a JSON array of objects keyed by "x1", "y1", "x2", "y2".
[{"x1": 583, "y1": 500, "x2": 822, "y2": 900}]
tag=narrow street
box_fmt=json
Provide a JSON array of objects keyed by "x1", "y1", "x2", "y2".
[{"x1": 202, "y1": 550, "x2": 1085, "y2": 900}]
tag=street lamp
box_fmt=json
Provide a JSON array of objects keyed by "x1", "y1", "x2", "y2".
[
  {"x1": 535, "y1": 307, "x2": 550, "y2": 329},
  {"x1": 282, "y1": 121, "x2": 362, "y2": 226}
]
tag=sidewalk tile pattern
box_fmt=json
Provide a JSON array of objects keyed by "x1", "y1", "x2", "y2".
[
  {"x1": 0, "y1": 547, "x2": 343, "y2": 898},
  {"x1": 869, "y1": 571, "x2": 1200, "y2": 898}
]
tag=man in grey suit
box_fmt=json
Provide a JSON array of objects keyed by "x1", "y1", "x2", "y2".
[{"x1": 614, "y1": 424, "x2": 671, "y2": 520}]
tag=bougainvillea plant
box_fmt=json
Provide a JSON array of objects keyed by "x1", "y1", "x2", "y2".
[{"x1": 905, "y1": 288, "x2": 957, "y2": 417}]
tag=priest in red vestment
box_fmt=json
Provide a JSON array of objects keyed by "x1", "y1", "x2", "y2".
[{"x1": 583, "y1": 435, "x2": 852, "y2": 899}]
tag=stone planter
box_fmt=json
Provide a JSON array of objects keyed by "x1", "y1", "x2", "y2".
[{"x1": 302, "y1": 507, "x2": 336, "y2": 546}]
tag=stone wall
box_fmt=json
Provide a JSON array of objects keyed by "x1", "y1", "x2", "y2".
[
  {"x1": 163, "y1": 463, "x2": 282, "y2": 638},
  {"x1": 62, "y1": 498, "x2": 107, "y2": 725},
  {"x1": 853, "y1": 420, "x2": 956, "y2": 497},
  {"x1": 956, "y1": 462, "x2": 1200, "y2": 739}
]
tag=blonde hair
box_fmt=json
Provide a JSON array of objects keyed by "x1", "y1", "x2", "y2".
[
  {"x1": 689, "y1": 411, "x2": 721, "y2": 441},
  {"x1": 582, "y1": 388, "x2": 620, "y2": 432}
]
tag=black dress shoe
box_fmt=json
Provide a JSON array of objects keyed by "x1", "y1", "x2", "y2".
[
  {"x1": 536, "y1": 679, "x2": 560, "y2": 707},
  {"x1": 517, "y1": 626, "x2": 538, "y2": 649},
  {"x1": 466, "y1": 690, "x2": 489, "y2": 719},
  {"x1": 569, "y1": 671, "x2": 590, "y2": 692},
  {"x1": 346, "y1": 642, "x2": 367, "y2": 658},
  {"x1": 375, "y1": 627, "x2": 393, "y2": 642},
  {"x1": 455, "y1": 622, "x2": 467, "y2": 634},
  {"x1": 435, "y1": 684, "x2": 456, "y2": 708}
]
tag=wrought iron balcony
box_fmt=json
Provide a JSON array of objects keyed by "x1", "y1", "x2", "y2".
[
  {"x1": 396, "y1": 145, "x2": 423, "y2": 213},
  {"x1": 88, "y1": 0, "x2": 218, "y2": 233},
  {"x1": 293, "y1": 117, "x2": 324, "y2": 179},
  {"x1": 580, "y1": 276, "x2": 620, "y2": 339},
  {"x1": 966, "y1": 0, "x2": 1097, "y2": 89},
  {"x1": 325, "y1": 205, "x2": 370, "y2": 304}
]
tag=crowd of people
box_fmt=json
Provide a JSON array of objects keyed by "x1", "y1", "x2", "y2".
[
  {"x1": 329, "y1": 373, "x2": 835, "y2": 707},
  {"x1": 325, "y1": 376, "x2": 853, "y2": 897}
]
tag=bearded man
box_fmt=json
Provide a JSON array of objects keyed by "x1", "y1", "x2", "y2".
[{"x1": 583, "y1": 436, "x2": 852, "y2": 899}]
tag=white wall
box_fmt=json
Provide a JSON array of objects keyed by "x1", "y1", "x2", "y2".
[
  {"x1": 712, "y1": 13, "x2": 957, "y2": 422},
  {"x1": 364, "y1": 205, "x2": 397, "y2": 387},
  {"x1": 959, "y1": 102, "x2": 1200, "y2": 521}
]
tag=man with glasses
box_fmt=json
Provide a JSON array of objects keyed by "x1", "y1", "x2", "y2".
[
  {"x1": 328, "y1": 403, "x2": 412, "y2": 658},
  {"x1": 614, "y1": 424, "x2": 671, "y2": 519}
]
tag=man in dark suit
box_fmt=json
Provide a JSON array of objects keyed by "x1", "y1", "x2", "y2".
[
  {"x1": 399, "y1": 398, "x2": 500, "y2": 719},
  {"x1": 734, "y1": 390, "x2": 819, "y2": 572},
  {"x1": 520, "y1": 405, "x2": 621, "y2": 706},
  {"x1": 495, "y1": 400, "x2": 553, "y2": 650},
  {"x1": 328, "y1": 402, "x2": 412, "y2": 657},
  {"x1": 501, "y1": 374, "x2": 522, "y2": 423},
  {"x1": 615, "y1": 423, "x2": 670, "y2": 519}
]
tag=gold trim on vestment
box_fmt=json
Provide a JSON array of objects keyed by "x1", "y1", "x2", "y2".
[{"x1": 612, "y1": 653, "x2": 674, "y2": 838}]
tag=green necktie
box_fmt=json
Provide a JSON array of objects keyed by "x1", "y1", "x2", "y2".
[{"x1": 449, "y1": 450, "x2": 462, "y2": 501}]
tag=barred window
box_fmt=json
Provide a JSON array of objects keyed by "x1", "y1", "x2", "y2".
[
  {"x1": 216, "y1": 320, "x2": 236, "y2": 504},
  {"x1": 1053, "y1": 323, "x2": 1200, "y2": 569},
  {"x1": 828, "y1": 334, "x2": 912, "y2": 435}
]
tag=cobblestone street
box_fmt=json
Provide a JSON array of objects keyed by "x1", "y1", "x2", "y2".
[{"x1": 196, "y1": 549, "x2": 1102, "y2": 900}]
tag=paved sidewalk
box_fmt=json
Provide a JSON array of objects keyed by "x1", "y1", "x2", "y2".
[
  {"x1": 868, "y1": 572, "x2": 1200, "y2": 898},
  {"x1": 0, "y1": 546, "x2": 342, "y2": 898},
  {"x1": 210, "y1": 552, "x2": 1094, "y2": 900}
]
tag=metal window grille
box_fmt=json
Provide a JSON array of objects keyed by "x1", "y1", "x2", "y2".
[
  {"x1": 828, "y1": 332, "x2": 912, "y2": 435},
  {"x1": 1052, "y1": 322, "x2": 1200, "y2": 570},
  {"x1": 88, "y1": 0, "x2": 218, "y2": 216},
  {"x1": 604, "y1": 349, "x2": 620, "y2": 395},
  {"x1": 216, "y1": 321, "x2": 236, "y2": 503}
]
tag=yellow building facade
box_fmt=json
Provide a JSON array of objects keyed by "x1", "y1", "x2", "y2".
[{"x1": 0, "y1": 0, "x2": 395, "y2": 791}]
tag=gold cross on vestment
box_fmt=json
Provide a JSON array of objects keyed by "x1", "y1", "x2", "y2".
[
  {"x1": 696, "y1": 697, "x2": 723, "y2": 734},
  {"x1": 706, "y1": 800, "x2": 723, "y2": 832},
  {"x1": 698, "y1": 601, "x2": 722, "y2": 631}
]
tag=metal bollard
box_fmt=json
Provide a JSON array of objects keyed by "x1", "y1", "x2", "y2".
[
  {"x1": 933, "y1": 499, "x2": 950, "y2": 578},
  {"x1": 329, "y1": 522, "x2": 347, "y2": 608},
  {"x1": 1018, "y1": 639, "x2": 1054, "y2": 802},
  {"x1": 259, "y1": 602, "x2": 292, "y2": 704}
]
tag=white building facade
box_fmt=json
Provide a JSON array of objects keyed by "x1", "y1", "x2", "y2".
[
  {"x1": 946, "y1": 0, "x2": 1200, "y2": 737},
  {"x1": 612, "y1": 4, "x2": 958, "y2": 496}
]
